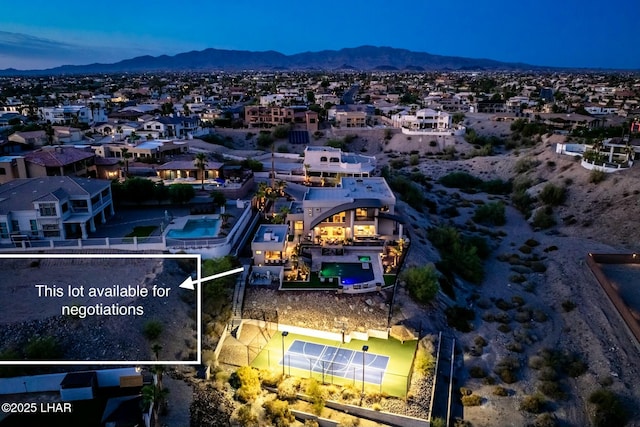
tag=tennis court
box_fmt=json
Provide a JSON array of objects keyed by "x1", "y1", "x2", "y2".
[{"x1": 281, "y1": 340, "x2": 388, "y2": 385}]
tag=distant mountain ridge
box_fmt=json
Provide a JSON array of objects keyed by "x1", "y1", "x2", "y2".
[{"x1": 0, "y1": 45, "x2": 546, "y2": 75}]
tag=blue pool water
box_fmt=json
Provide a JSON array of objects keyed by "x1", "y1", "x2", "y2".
[
  {"x1": 320, "y1": 262, "x2": 374, "y2": 285},
  {"x1": 166, "y1": 218, "x2": 221, "y2": 239}
]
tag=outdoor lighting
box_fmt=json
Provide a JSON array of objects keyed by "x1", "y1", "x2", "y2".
[
  {"x1": 281, "y1": 331, "x2": 289, "y2": 377},
  {"x1": 361, "y1": 345, "x2": 369, "y2": 395}
]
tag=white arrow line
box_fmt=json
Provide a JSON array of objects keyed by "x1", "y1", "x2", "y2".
[{"x1": 179, "y1": 267, "x2": 245, "y2": 290}]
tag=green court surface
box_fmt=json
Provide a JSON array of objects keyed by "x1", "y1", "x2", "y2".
[{"x1": 250, "y1": 332, "x2": 418, "y2": 397}]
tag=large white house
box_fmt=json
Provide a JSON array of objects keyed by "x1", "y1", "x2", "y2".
[
  {"x1": 39, "y1": 105, "x2": 108, "y2": 126},
  {"x1": 391, "y1": 108, "x2": 453, "y2": 132},
  {"x1": 303, "y1": 146, "x2": 376, "y2": 183},
  {"x1": 0, "y1": 176, "x2": 114, "y2": 243}
]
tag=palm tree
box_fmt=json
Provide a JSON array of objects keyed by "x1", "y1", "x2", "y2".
[
  {"x1": 116, "y1": 125, "x2": 123, "y2": 142},
  {"x1": 194, "y1": 153, "x2": 208, "y2": 190},
  {"x1": 121, "y1": 147, "x2": 131, "y2": 178},
  {"x1": 255, "y1": 182, "x2": 269, "y2": 211},
  {"x1": 44, "y1": 122, "x2": 55, "y2": 145},
  {"x1": 275, "y1": 179, "x2": 287, "y2": 197}
]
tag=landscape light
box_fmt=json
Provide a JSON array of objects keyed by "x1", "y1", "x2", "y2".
[
  {"x1": 361, "y1": 345, "x2": 369, "y2": 395},
  {"x1": 281, "y1": 331, "x2": 289, "y2": 377}
]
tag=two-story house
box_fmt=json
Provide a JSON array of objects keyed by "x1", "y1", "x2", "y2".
[{"x1": 0, "y1": 176, "x2": 114, "y2": 243}]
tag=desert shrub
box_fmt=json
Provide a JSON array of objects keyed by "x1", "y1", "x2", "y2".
[
  {"x1": 520, "y1": 394, "x2": 547, "y2": 413},
  {"x1": 415, "y1": 349, "x2": 436, "y2": 376},
  {"x1": 439, "y1": 172, "x2": 482, "y2": 190},
  {"x1": 493, "y1": 386, "x2": 509, "y2": 396},
  {"x1": 431, "y1": 417, "x2": 446, "y2": 427},
  {"x1": 494, "y1": 357, "x2": 520, "y2": 384},
  {"x1": 234, "y1": 404, "x2": 259, "y2": 427},
  {"x1": 483, "y1": 376, "x2": 496, "y2": 385},
  {"x1": 277, "y1": 376, "x2": 301, "y2": 400},
  {"x1": 561, "y1": 300, "x2": 577, "y2": 312},
  {"x1": 461, "y1": 394, "x2": 483, "y2": 406},
  {"x1": 474, "y1": 336, "x2": 488, "y2": 347},
  {"x1": 263, "y1": 399, "x2": 295, "y2": 426},
  {"x1": 445, "y1": 306, "x2": 475, "y2": 332},
  {"x1": 532, "y1": 207, "x2": 556, "y2": 229},
  {"x1": 409, "y1": 154, "x2": 420, "y2": 166},
  {"x1": 306, "y1": 378, "x2": 325, "y2": 415},
  {"x1": 506, "y1": 342, "x2": 524, "y2": 353},
  {"x1": 511, "y1": 295, "x2": 525, "y2": 306},
  {"x1": 304, "y1": 420, "x2": 320, "y2": 427},
  {"x1": 538, "y1": 380, "x2": 566, "y2": 400},
  {"x1": 518, "y1": 244, "x2": 532, "y2": 254},
  {"x1": 401, "y1": 265, "x2": 439, "y2": 304},
  {"x1": 525, "y1": 238, "x2": 540, "y2": 247},
  {"x1": 336, "y1": 414, "x2": 360, "y2": 427},
  {"x1": 142, "y1": 320, "x2": 163, "y2": 340},
  {"x1": 589, "y1": 389, "x2": 628, "y2": 427},
  {"x1": 495, "y1": 298, "x2": 513, "y2": 311},
  {"x1": 498, "y1": 324, "x2": 512, "y2": 333},
  {"x1": 589, "y1": 169, "x2": 606, "y2": 184},
  {"x1": 429, "y1": 226, "x2": 485, "y2": 283},
  {"x1": 539, "y1": 183, "x2": 567, "y2": 206},
  {"x1": 231, "y1": 366, "x2": 261, "y2": 403},
  {"x1": 459, "y1": 387, "x2": 473, "y2": 396},
  {"x1": 24, "y1": 336, "x2": 62, "y2": 360},
  {"x1": 341, "y1": 385, "x2": 359, "y2": 401},
  {"x1": 259, "y1": 370, "x2": 281, "y2": 388},
  {"x1": 533, "y1": 310, "x2": 549, "y2": 323},
  {"x1": 509, "y1": 274, "x2": 526, "y2": 283},
  {"x1": 473, "y1": 201, "x2": 506, "y2": 226},
  {"x1": 480, "y1": 178, "x2": 512, "y2": 195},
  {"x1": 531, "y1": 262, "x2": 547, "y2": 273},
  {"x1": 494, "y1": 312, "x2": 511, "y2": 324},
  {"x1": 512, "y1": 189, "x2": 534, "y2": 215},
  {"x1": 514, "y1": 157, "x2": 539, "y2": 173},
  {"x1": 533, "y1": 413, "x2": 559, "y2": 427},
  {"x1": 469, "y1": 366, "x2": 487, "y2": 378}
]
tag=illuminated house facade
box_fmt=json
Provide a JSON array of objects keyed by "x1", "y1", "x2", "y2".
[{"x1": 287, "y1": 177, "x2": 402, "y2": 244}]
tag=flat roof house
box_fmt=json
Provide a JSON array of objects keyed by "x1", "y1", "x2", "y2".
[
  {"x1": 303, "y1": 146, "x2": 376, "y2": 184},
  {"x1": 0, "y1": 176, "x2": 114, "y2": 243}
]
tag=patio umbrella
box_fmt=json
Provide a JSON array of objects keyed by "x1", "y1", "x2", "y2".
[{"x1": 390, "y1": 324, "x2": 418, "y2": 344}]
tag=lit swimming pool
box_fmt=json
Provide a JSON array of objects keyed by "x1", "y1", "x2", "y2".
[
  {"x1": 166, "y1": 218, "x2": 221, "y2": 239},
  {"x1": 320, "y1": 262, "x2": 375, "y2": 285}
]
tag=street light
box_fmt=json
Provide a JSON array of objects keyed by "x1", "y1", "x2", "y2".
[
  {"x1": 361, "y1": 345, "x2": 369, "y2": 396},
  {"x1": 281, "y1": 331, "x2": 289, "y2": 377}
]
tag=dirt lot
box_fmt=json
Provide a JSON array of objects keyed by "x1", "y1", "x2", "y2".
[{"x1": 0, "y1": 256, "x2": 197, "y2": 363}]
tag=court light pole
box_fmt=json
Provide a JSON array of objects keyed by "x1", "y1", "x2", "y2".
[
  {"x1": 281, "y1": 331, "x2": 289, "y2": 377},
  {"x1": 361, "y1": 345, "x2": 369, "y2": 397}
]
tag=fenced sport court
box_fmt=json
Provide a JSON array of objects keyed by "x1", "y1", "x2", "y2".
[{"x1": 250, "y1": 331, "x2": 417, "y2": 397}]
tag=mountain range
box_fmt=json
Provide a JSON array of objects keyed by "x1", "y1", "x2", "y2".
[{"x1": 0, "y1": 45, "x2": 546, "y2": 75}]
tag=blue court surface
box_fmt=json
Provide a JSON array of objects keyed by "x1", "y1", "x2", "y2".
[
  {"x1": 289, "y1": 130, "x2": 310, "y2": 144},
  {"x1": 280, "y1": 339, "x2": 389, "y2": 385}
]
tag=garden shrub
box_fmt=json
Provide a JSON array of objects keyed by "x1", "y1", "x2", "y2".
[
  {"x1": 231, "y1": 366, "x2": 261, "y2": 403},
  {"x1": 401, "y1": 265, "x2": 440, "y2": 304}
]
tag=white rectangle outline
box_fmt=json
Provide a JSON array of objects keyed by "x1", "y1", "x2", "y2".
[{"x1": 0, "y1": 253, "x2": 201, "y2": 366}]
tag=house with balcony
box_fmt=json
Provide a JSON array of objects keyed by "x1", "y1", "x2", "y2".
[
  {"x1": 328, "y1": 105, "x2": 375, "y2": 128},
  {"x1": 302, "y1": 146, "x2": 376, "y2": 184},
  {"x1": 141, "y1": 116, "x2": 201, "y2": 138},
  {"x1": 39, "y1": 105, "x2": 107, "y2": 126},
  {"x1": 8, "y1": 130, "x2": 48, "y2": 148},
  {"x1": 0, "y1": 176, "x2": 114, "y2": 243},
  {"x1": 244, "y1": 106, "x2": 319, "y2": 131},
  {"x1": 285, "y1": 177, "x2": 402, "y2": 246},
  {"x1": 24, "y1": 146, "x2": 96, "y2": 178},
  {"x1": 93, "y1": 140, "x2": 189, "y2": 163},
  {"x1": 391, "y1": 108, "x2": 453, "y2": 132}
]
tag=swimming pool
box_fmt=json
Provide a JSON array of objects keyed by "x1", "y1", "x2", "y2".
[
  {"x1": 166, "y1": 218, "x2": 221, "y2": 239},
  {"x1": 320, "y1": 262, "x2": 375, "y2": 285}
]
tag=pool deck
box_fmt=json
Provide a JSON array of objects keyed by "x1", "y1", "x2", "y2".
[{"x1": 164, "y1": 214, "x2": 221, "y2": 239}]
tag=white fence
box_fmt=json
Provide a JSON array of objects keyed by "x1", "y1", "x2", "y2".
[{"x1": 0, "y1": 368, "x2": 139, "y2": 395}]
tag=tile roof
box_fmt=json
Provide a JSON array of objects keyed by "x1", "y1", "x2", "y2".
[{"x1": 25, "y1": 147, "x2": 94, "y2": 167}]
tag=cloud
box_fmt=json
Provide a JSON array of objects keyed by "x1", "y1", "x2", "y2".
[{"x1": 0, "y1": 31, "x2": 159, "y2": 70}]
